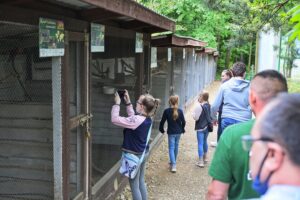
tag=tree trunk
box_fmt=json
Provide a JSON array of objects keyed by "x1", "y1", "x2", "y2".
[
  {"x1": 282, "y1": 46, "x2": 288, "y2": 77},
  {"x1": 240, "y1": 52, "x2": 244, "y2": 62},
  {"x1": 248, "y1": 42, "x2": 253, "y2": 70},
  {"x1": 225, "y1": 47, "x2": 231, "y2": 68},
  {"x1": 217, "y1": 35, "x2": 222, "y2": 52},
  {"x1": 287, "y1": 45, "x2": 292, "y2": 78}
]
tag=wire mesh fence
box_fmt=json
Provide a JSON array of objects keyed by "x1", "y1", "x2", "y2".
[{"x1": 0, "y1": 22, "x2": 54, "y2": 199}]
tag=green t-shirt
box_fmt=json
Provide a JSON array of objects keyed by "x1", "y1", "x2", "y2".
[{"x1": 209, "y1": 119, "x2": 259, "y2": 200}]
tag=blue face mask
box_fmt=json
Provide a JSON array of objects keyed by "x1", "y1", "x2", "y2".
[{"x1": 252, "y1": 151, "x2": 273, "y2": 195}]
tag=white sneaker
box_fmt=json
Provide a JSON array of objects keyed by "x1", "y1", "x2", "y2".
[
  {"x1": 196, "y1": 161, "x2": 204, "y2": 168},
  {"x1": 203, "y1": 154, "x2": 209, "y2": 164},
  {"x1": 210, "y1": 142, "x2": 217, "y2": 147},
  {"x1": 171, "y1": 165, "x2": 177, "y2": 173}
]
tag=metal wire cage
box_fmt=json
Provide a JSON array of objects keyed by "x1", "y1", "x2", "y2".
[{"x1": 0, "y1": 22, "x2": 54, "y2": 199}]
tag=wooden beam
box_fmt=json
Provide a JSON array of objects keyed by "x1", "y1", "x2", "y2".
[
  {"x1": 0, "y1": 0, "x2": 33, "y2": 5},
  {"x1": 186, "y1": 39, "x2": 206, "y2": 47},
  {"x1": 80, "y1": 0, "x2": 175, "y2": 32},
  {"x1": 171, "y1": 36, "x2": 187, "y2": 47},
  {"x1": 80, "y1": 8, "x2": 123, "y2": 22},
  {"x1": 0, "y1": 5, "x2": 88, "y2": 32},
  {"x1": 120, "y1": 20, "x2": 152, "y2": 30},
  {"x1": 195, "y1": 48, "x2": 205, "y2": 54},
  {"x1": 152, "y1": 34, "x2": 207, "y2": 47},
  {"x1": 1, "y1": 0, "x2": 78, "y2": 18},
  {"x1": 205, "y1": 48, "x2": 216, "y2": 54},
  {"x1": 62, "y1": 32, "x2": 71, "y2": 200},
  {"x1": 151, "y1": 36, "x2": 172, "y2": 47}
]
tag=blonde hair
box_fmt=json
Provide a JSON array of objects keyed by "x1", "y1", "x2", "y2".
[
  {"x1": 169, "y1": 95, "x2": 179, "y2": 120},
  {"x1": 222, "y1": 69, "x2": 233, "y2": 78},
  {"x1": 141, "y1": 94, "x2": 161, "y2": 117}
]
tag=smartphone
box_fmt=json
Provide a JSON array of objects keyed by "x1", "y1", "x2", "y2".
[{"x1": 117, "y1": 90, "x2": 126, "y2": 99}]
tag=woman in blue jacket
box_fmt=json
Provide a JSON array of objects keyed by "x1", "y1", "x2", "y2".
[{"x1": 159, "y1": 95, "x2": 186, "y2": 173}]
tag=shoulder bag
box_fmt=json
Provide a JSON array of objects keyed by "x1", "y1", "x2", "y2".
[
  {"x1": 119, "y1": 124, "x2": 152, "y2": 179},
  {"x1": 201, "y1": 104, "x2": 213, "y2": 132}
]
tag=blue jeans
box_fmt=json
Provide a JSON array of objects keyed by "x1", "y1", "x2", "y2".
[
  {"x1": 196, "y1": 129, "x2": 209, "y2": 158},
  {"x1": 220, "y1": 118, "x2": 241, "y2": 138},
  {"x1": 129, "y1": 152, "x2": 149, "y2": 200},
  {"x1": 168, "y1": 134, "x2": 181, "y2": 166}
]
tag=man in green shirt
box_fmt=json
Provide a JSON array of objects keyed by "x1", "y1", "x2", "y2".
[{"x1": 207, "y1": 70, "x2": 288, "y2": 200}]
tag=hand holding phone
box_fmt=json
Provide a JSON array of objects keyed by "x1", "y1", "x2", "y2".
[
  {"x1": 117, "y1": 90, "x2": 126, "y2": 99},
  {"x1": 117, "y1": 90, "x2": 130, "y2": 104}
]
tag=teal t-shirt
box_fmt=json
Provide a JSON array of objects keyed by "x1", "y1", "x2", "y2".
[{"x1": 209, "y1": 119, "x2": 259, "y2": 200}]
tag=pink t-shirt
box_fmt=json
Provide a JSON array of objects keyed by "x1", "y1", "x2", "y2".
[{"x1": 111, "y1": 104, "x2": 146, "y2": 129}]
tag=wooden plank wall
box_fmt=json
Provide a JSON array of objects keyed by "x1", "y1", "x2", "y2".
[
  {"x1": 0, "y1": 46, "x2": 79, "y2": 199},
  {"x1": 0, "y1": 103, "x2": 54, "y2": 199}
]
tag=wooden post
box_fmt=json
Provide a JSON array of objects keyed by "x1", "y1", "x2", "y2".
[{"x1": 52, "y1": 57, "x2": 64, "y2": 200}]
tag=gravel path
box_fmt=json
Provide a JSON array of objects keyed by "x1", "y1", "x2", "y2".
[{"x1": 117, "y1": 81, "x2": 221, "y2": 200}]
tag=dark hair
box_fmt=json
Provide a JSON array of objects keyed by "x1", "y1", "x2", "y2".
[
  {"x1": 259, "y1": 93, "x2": 300, "y2": 166},
  {"x1": 251, "y1": 70, "x2": 288, "y2": 102},
  {"x1": 231, "y1": 62, "x2": 246, "y2": 77},
  {"x1": 141, "y1": 94, "x2": 160, "y2": 117},
  {"x1": 222, "y1": 69, "x2": 233, "y2": 78}
]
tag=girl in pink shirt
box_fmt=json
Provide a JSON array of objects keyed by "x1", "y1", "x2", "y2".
[{"x1": 111, "y1": 90, "x2": 159, "y2": 200}]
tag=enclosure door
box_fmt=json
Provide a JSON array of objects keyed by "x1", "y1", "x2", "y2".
[{"x1": 67, "y1": 32, "x2": 90, "y2": 200}]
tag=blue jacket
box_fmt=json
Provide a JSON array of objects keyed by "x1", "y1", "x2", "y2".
[
  {"x1": 159, "y1": 108, "x2": 186, "y2": 135},
  {"x1": 211, "y1": 78, "x2": 252, "y2": 122}
]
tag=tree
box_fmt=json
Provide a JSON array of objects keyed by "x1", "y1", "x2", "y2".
[
  {"x1": 138, "y1": 0, "x2": 298, "y2": 74},
  {"x1": 288, "y1": 5, "x2": 300, "y2": 42}
]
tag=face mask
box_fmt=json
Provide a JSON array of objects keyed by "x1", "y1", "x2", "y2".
[{"x1": 252, "y1": 150, "x2": 273, "y2": 195}]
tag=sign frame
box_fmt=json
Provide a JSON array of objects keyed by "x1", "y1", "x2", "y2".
[{"x1": 39, "y1": 17, "x2": 65, "y2": 57}]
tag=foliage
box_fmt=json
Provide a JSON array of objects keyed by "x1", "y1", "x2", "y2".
[
  {"x1": 287, "y1": 78, "x2": 300, "y2": 93},
  {"x1": 288, "y1": 5, "x2": 300, "y2": 42},
  {"x1": 138, "y1": 0, "x2": 231, "y2": 47},
  {"x1": 138, "y1": 0, "x2": 299, "y2": 74}
]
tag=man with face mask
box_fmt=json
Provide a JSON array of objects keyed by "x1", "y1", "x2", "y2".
[
  {"x1": 246, "y1": 93, "x2": 300, "y2": 199},
  {"x1": 207, "y1": 70, "x2": 288, "y2": 200}
]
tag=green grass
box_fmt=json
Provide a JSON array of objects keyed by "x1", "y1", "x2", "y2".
[{"x1": 288, "y1": 79, "x2": 300, "y2": 93}]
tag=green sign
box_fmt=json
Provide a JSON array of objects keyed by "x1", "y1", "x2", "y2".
[
  {"x1": 39, "y1": 18, "x2": 65, "y2": 57},
  {"x1": 91, "y1": 23, "x2": 105, "y2": 52}
]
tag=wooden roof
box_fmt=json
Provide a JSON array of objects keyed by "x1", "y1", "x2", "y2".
[
  {"x1": 0, "y1": 0, "x2": 175, "y2": 33},
  {"x1": 80, "y1": 0, "x2": 175, "y2": 33},
  {"x1": 213, "y1": 51, "x2": 219, "y2": 57},
  {"x1": 151, "y1": 34, "x2": 207, "y2": 47},
  {"x1": 204, "y1": 47, "x2": 217, "y2": 55}
]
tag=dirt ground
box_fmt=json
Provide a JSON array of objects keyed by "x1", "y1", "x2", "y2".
[{"x1": 117, "y1": 81, "x2": 221, "y2": 200}]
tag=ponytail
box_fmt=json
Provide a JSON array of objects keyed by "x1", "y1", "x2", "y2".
[
  {"x1": 152, "y1": 99, "x2": 160, "y2": 117},
  {"x1": 141, "y1": 94, "x2": 161, "y2": 117},
  {"x1": 172, "y1": 106, "x2": 179, "y2": 120},
  {"x1": 169, "y1": 95, "x2": 179, "y2": 120}
]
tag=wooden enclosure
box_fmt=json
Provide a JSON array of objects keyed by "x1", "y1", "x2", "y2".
[{"x1": 0, "y1": 1, "x2": 175, "y2": 200}]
